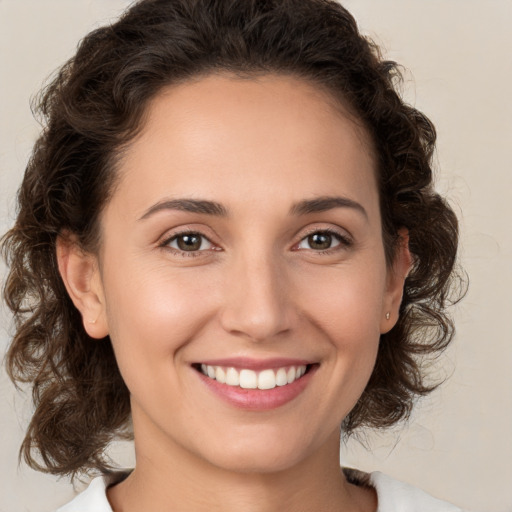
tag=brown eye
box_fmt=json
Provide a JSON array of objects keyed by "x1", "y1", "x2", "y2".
[
  {"x1": 296, "y1": 230, "x2": 345, "y2": 251},
  {"x1": 167, "y1": 233, "x2": 213, "y2": 252},
  {"x1": 307, "y1": 232, "x2": 333, "y2": 250},
  {"x1": 177, "y1": 234, "x2": 202, "y2": 251}
]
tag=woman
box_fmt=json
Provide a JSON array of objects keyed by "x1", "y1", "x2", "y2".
[{"x1": 2, "y1": 0, "x2": 464, "y2": 510}]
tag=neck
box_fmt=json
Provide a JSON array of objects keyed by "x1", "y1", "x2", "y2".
[{"x1": 107, "y1": 412, "x2": 375, "y2": 512}]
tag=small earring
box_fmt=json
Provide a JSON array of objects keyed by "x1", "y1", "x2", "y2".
[
  {"x1": 88, "y1": 318, "x2": 97, "y2": 324},
  {"x1": 385, "y1": 312, "x2": 390, "y2": 320}
]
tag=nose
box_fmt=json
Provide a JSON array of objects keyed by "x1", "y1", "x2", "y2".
[{"x1": 219, "y1": 252, "x2": 296, "y2": 342}]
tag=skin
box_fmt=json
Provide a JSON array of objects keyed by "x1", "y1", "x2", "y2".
[{"x1": 57, "y1": 74, "x2": 411, "y2": 512}]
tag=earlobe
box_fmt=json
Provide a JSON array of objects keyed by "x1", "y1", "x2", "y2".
[
  {"x1": 56, "y1": 234, "x2": 109, "y2": 339},
  {"x1": 380, "y1": 228, "x2": 413, "y2": 334}
]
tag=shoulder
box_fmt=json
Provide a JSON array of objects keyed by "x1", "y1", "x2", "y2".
[
  {"x1": 343, "y1": 468, "x2": 467, "y2": 512},
  {"x1": 56, "y1": 469, "x2": 467, "y2": 512},
  {"x1": 55, "y1": 473, "x2": 128, "y2": 512},
  {"x1": 368, "y1": 471, "x2": 467, "y2": 512}
]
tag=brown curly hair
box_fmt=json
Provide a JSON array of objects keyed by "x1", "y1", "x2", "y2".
[{"x1": 2, "y1": 0, "x2": 463, "y2": 479}]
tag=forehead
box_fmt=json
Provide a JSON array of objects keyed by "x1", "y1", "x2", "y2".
[
  {"x1": 110, "y1": 73, "x2": 378, "y2": 221},
  {"x1": 136, "y1": 72, "x2": 374, "y2": 162}
]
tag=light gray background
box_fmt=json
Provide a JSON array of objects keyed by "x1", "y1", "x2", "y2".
[{"x1": 1, "y1": 1, "x2": 511, "y2": 511}]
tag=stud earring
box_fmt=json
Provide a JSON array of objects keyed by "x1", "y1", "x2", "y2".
[{"x1": 385, "y1": 312, "x2": 390, "y2": 320}]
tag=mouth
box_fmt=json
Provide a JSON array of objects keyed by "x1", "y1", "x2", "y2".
[
  {"x1": 193, "y1": 363, "x2": 313, "y2": 390},
  {"x1": 192, "y1": 358, "x2": 318, "y2": 409}
]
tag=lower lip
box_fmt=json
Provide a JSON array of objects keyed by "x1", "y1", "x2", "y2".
[{"x1": 196, "y1": 367, "x2": 316, "y2": 410}]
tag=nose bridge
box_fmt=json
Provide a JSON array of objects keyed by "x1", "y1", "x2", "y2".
[{"x1": 220, "y1": 246, "x2": 293, "y2": 342}]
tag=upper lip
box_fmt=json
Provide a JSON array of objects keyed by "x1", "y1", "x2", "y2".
[{"x1": 195, "y1": 357, "x2": 315, "y2": 371}]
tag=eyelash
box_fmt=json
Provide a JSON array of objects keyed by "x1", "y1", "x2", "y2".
[
  {"x1": 295, "y1": 227, "x2": 353, "y2": 254},
  {"x1": 159, "y1": 227, "x2": 353, "y2": 257},
  {"x1": 159, "y1": 229, "x2": 216, "y2": 258}
]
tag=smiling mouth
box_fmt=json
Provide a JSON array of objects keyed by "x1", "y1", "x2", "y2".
[{"x1": 193, "y1": 364, "x2": 313, "y2": 390}]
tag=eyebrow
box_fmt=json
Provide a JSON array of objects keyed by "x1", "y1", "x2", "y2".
[
  {"x1": 138, "y1": 198, "x2": 228, "y2": 220},
  {"x1": 289, "y1": 196, "x2": 368, "y2": 219},
  {"x1": 138, "y1": 195, "x2": 367, "y2": 221}
]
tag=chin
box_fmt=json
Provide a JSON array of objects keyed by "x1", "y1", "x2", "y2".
[
  {"x1": 193, "y1": 425, "x2": 324, "y2": 475},
  {"x1": 206, "y1": 448, "x2": 305, "y2": 475}
]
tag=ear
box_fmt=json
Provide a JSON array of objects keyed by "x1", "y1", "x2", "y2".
[
  {"x1": 380, "y1": 228, "x2": 413, "y2": 334},
  {"x1": 56, "y1": 234, "x2": 109, "y2": 339}
]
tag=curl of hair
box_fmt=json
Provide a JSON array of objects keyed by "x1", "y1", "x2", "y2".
[{"x1": 2, "y1": 0, "x2": 464, "y2": 478}]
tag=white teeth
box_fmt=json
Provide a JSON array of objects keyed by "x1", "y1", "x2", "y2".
[
  {"x1": 225, "y1": 367, "x2": 240, "y2": 386},
  {"x1": 239, "y1": 369, "x2": 258, "y2": 389},
  {"x1": 215, "y1": 367, "x2": 226, "y2": 384},
  {"x1": 276, "y1": 368, "x2": 288, "y2": 386},
  {"x1": 200, "y1": 364, "x2": 308, "y2": 389},
  {"x1": 257, "y1": 369, "x2": 276, "y2": 390}
]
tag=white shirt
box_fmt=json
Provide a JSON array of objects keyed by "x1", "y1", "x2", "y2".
[{"x1": 56, "y1": 470, "x2": 467, "y2": 512}]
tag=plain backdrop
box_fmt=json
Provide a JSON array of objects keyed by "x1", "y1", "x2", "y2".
[{"x1": 1, "y1": 1, "x2": 511, "y2": 511}]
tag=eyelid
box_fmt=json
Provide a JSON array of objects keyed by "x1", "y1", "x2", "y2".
[
  {"x1": 292, "y1": 225, "x2": 353, "y2": 251},
  {"x1": 157, "y1": 224, "x2": 353, "y2": 256},
  {"x1": 168, "y1": 233, "x2": 213, "y2": 251},
  {"x1": 159, "y1": 228, "x2": 221, "y2": 256}
]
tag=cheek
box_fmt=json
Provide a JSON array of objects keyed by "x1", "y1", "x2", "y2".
[
  {"x1": 102, "y1": 261, "x2": 218, "y2": 376},
  {"x1": 294, "y1": 262, "x2": 385, "y2": 391},
  {"x1": 295, "y1": 261, "x2": 387, "y2": 338}
]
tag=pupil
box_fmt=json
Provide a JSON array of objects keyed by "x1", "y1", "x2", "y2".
[
  {"x1": 309, "y1": 233, "x2": 331, "y2": 250},
  {"x1": 178, "y1": 234, "x2": 201, "y2": 251}
]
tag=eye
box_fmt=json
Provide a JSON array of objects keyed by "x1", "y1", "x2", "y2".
[
  {"x1": 165, "y1": 232, "x2": 214, "y2": 253},
  {"x1": 296, "y1": 230, "x2": 349, "y2": 251}
]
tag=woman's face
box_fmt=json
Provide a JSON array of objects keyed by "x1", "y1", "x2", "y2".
[{"x1": 83, "y1": 74, "x2": 407, "y2": 473}]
